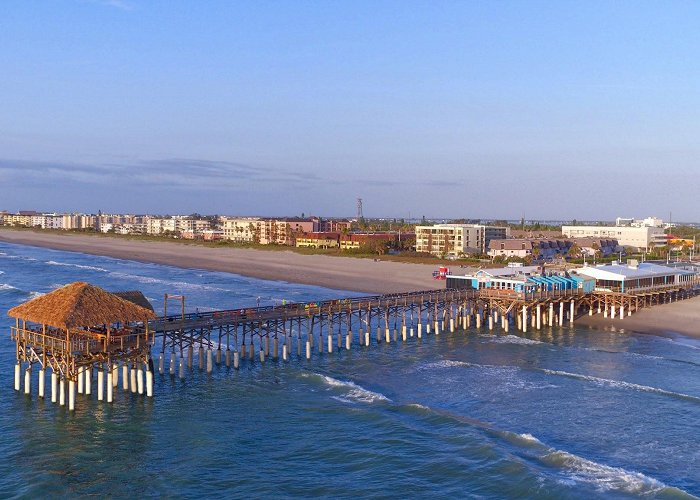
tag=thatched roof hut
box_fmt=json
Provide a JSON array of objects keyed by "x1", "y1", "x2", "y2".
[
  {"x1": 112, "y1": 291, "x2": 154, "y2": 312},
  {"x1": 8, "y1": 282, "x2": 156, "y2": 330}
]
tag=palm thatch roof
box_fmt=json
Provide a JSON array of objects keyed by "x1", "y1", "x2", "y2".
[
  {"x1": 8, "y1": 282, "x2": 156, "y2": 329},
  {"x1": 112, "y1": 291, "x2": 154, "y2": 312}
]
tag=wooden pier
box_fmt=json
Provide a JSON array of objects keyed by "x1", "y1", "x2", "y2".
[{"x1": 9, "y1": 278, "x2": 700, "y2": 410}]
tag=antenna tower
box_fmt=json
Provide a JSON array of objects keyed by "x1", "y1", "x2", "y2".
[{"x1": 357, "y1": 198, "x2": 364, "y2": 220}]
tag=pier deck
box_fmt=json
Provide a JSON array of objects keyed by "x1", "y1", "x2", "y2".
[{"x1": 9, "y1": 279, "x2": 700, "y2": 410}]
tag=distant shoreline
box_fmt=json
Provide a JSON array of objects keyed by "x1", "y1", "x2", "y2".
[{"x1": 0, "y1": 228, "x2": 439, "y2": 294}]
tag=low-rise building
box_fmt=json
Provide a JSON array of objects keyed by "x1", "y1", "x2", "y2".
[
  {"x1": 295, "y1": 232, "x2": 340, "y2": 249},
  {"x1": 572, "y1": 261, "x2": 695, "y2": 293},
  {"x1": 562, "y1": 225, "x2": 665, "y2": 251},
  {"x1": 340, "y1": 232, "x2": 400, "y2": 251}
]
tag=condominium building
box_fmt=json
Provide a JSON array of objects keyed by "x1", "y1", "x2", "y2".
[
  {"x1": 415, "y1": 224, "x2": 509, "y2": 257},
  {"x1": 562, "y1": 225, "x2": 665, "y2": 251}
]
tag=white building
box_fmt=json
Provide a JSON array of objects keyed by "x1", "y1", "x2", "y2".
[
  {"x1": 415, "y1": 224, "x2": 509, "y2": 257},
  {"x1": 562, "y1": 225, "x2": 665, "y2": 251},
  {"x1": 572, "y1": 261, "x2": 694, "y2": 293},
  {"x1": 616, "y1": 216, "x2": 664, "y2": 228}
]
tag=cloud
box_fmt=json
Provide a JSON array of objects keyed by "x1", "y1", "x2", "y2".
[
  {"x1": 86, "y1": 0, "x2": 133, "y2": 10},
  {"x1": 0, "y1": 158, "x2": 320, "y2": 191}
]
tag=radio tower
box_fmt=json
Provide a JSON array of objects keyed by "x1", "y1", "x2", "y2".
[{"x1": 356, "y1": 198, "x2": 364, "y2": 220}]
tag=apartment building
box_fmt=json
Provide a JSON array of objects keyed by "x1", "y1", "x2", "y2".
[{"x1": 415, "y1": 224, "x2": 509, "y2": 257}]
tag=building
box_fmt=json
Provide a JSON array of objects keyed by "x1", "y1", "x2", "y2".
[
  {"x1": 616, "y1": 216, "x2": 664, "y2": 228},
  {"x1": 415, "y1": 224, "x2": 509, "y2": 257},
  {"x1": 3, "y1": 213, "x2": 34, "y2": 227},
  {"x1": 571, "y1": 237, "x2": 619, "y2": 257},
  {"x1": 314, "y1": 218, "x2": 352, "y2": 233},
  {"x1": 488, "y1": 239, "x2": 533, "y2": 259},
  {"x1": 295, "y1": 232, "x2": 340, "y2": 249},
  {"x1": 562, "y1": 225, "x2": 665, "y2": 251},
  {"x1": 446, "y1": 263, "x2": 595, "y2": 294},
  {"x1": 339, "y1": 232, "x2": 403, "y2": 252},
  {"x1": 572, "y1": 261, "x2": 695, "y2": 293}
]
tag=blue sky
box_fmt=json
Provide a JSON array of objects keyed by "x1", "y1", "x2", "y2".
[{"x1": 1, "y1": 1, "x2": 698, "y2": 220}]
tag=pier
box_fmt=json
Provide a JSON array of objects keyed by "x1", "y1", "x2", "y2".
[{"x1": 9, "y1": 277, "x2": 700, "y2": 410}]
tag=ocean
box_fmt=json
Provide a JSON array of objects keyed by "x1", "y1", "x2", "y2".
[{"x1": 0, "y1": 241, "x2": 699, "y2": 499}]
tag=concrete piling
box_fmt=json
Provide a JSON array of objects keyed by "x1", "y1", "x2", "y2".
[
  {"x1": 146, "y1": 369, "x2": 154, "y2": 397},
  {"x1": 98, "y1": 367, "x2": 104, "y2": 401},
  {"x1": 59, "y1": 378, "x2": 65, "y2": 406},
  {"x1": 68, "y1": 380, "x2": 75, "y2": 411},
  {"x1": 24, "y1": 366, "x2": 31, "y2": 395},
  {"x1": 123, "y1": 363, "x2": 129, "y2": 391},
  {"x1": 51, "y1": 371, "x2": 57, "y2": 403},
  {"x1": 107, "y1": 368, "x2": 113, "y2": 403},
  {"x1": 38, "y1": 368, "x2": 45, "y2": 398}
]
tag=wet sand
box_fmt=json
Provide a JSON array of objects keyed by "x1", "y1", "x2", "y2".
[
  {"x1": 0, "y1": 229, "x2": 439, "y2": 294},
  {"x1": 576, "y1": 295, "x2": 700, "y2": 339}
]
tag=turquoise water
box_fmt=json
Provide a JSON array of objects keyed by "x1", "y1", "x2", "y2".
[{"x1": 1, "y1": 241, "x2": 699, "y2": 498}]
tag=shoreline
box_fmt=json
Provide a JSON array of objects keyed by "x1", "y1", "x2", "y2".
[
  {"x1": 0, "y1": 228, "x2": 439, "y2": 294},
  {"x1": 575, "y1": 296, "x2": 700, "y2": 340},
  {"x1": 2, "y1": 228, "x2": 699, "y2": 339}
]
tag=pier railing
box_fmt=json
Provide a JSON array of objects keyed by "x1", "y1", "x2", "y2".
[{"x1": 149, "y1": 289, "x2": 473, "y2": 332}]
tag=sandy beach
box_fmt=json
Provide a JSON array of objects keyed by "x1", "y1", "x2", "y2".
[
  {"x1": 576, "y1": 296, "x2": 700, "y2": 339},
  {"x1": 0, "y1": 229, "x2": 439, "y2": 294},
  {"x1": 2, "y1": 228, "x2": 699, "y2": 338}
]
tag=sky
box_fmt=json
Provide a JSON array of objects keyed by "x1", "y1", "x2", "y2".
[{"x1": 0, "y1": 1, "x2": 698, "y2": 220}]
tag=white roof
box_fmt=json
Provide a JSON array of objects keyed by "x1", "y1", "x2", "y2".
[{"x1": 574, "y1": 262, "x2": 686, "y2": 281}]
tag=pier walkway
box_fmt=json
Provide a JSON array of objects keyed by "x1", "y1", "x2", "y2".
[{"x1": 9, "y1": 279, "x2": 700, "y2": 410}]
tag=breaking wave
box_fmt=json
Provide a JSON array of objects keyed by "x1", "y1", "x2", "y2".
[
  {"x1": 480, "y1": 334, "x2": 545, "y2": 346},
  {"x1": 302, "y1": 372, "x2": 391, "y2": 404},
  {"x1": 107, "y1": 271, "x2": 232, "y2": 292},
  {"x1": 501, "y1": 431, "x2": 685, "y2": 496},
  {"x1": 540, "y1": 369, "x2": 700, "y2": 403},
  {"x1": 45, "y1": 260, "x2": 108, "y2": 272}
]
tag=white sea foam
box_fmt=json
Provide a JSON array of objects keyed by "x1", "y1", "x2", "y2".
[
  {"x1": 0, "y1": 283, "x2": 19, "y2": 291},
  {"x1": 45, "y1": 260, "x2": 108, "y2": 272},
  {"x1": 304, "y1": 373, "x2": 391, "y2": 404},
  {"x1": 28, "y1": 291, "x2": 45, "y2": 299},
  {"x1": 421, "y1": 360, "x2": 476, "y2": 370},
  {"x1": 543, "y1": 449, "x2": 669, "y2": 495},
  {"x1": 498, "y1": 431, "x2": 685, "y2": 496},
  {"x1": 541, "y1": 369, "x2": 700, "y2": 403},
  {"x1": 481, "y1": 334, "x2": 545, "y2": 346},
  {"x1": 107, "y1": 272, "x2": 232, "y2": 292}
]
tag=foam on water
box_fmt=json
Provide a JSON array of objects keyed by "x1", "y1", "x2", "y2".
[
  {"x1": 480, "y1": 334, "x2": 545, "y2": 346},
  {"x1": 493, "y1": 431, "x2": 690, "y2": 496},
  {"x1": 541, "y1": 369, "x2": 700, "y2": 403},
  {"x1": 45, "y1": 260, "x2": 108, "y2": 272},
  {"x1": 303, "y1": 372, "x2": 391, "y2": 404},
  {"x1": 107, "y1": 271, "x2": 233, "y2": 292},
  {"x1": 0, "y1": 283, "x2": 19, "y2": 291}
]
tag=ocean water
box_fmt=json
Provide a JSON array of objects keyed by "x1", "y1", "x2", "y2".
[{"x1": 1, "y1": 241, "x2": 699, "y2": 499}]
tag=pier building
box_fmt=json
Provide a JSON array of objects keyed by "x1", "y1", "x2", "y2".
[
  {"x1": 572, "y1": 261, "x2": 694, "y2": 293},
  {"x1": 9, "y1": 282, "x2": 156, "y2": 410}
]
